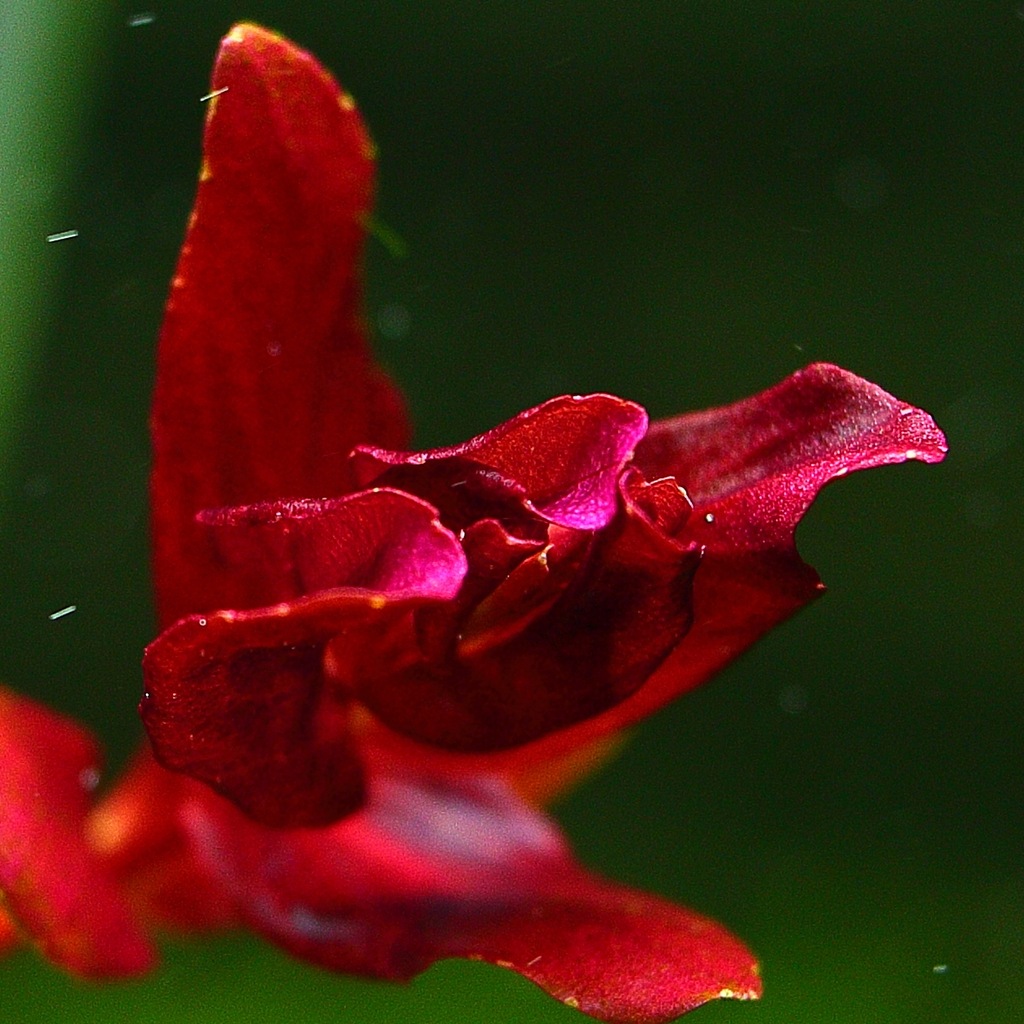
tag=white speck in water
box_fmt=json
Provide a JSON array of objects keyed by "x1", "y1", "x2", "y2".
[
  {"x1": 905, "y1": 449, "x2": 920, "y2": 460},
  {"x1": 377, "y1": 303, "x2": 411, "y2": 341},
  {"x1": 200, "y1": 86, "x2": 229, "y2": 103},
  {"x1": 46, "y1": 229, "x2": 78, "y2": 243},
  {"x1": 834, "y1": 466, "x2": 848, "y2": 477},
  {"x1": 48, "y1": 604, "x2": 77, "y2": 621},
  {"x1": 932, "y1": 963, "x2": 949, "y2": 975},
  {"x1": 704, "y1": 512, "x2": 715, "y2": 524},
  {"x1": 127, "y1": 11, "x2": 156, "y2": 26},
  {"x1": 198, "y1": 618, "x2": 208, "y2": 627},
  {"x1": 899, "y1": 406, "x2": 915, "y2": 417},
  {"x1": 778, "y1": 684, "x2": 809, "y2": 715},
  {"x1": 79, "y1": 766, "x2": 100, "y2": 792}
]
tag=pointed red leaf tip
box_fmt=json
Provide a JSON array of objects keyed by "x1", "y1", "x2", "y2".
[
  {"x1": 150, "y1": 22, "x2": 409, "y2": 627},
  {"x1": 180, "y1": 770, "x2": 761, "y2": 1022},
  {"x1": 0, "y1": 687, "x2": 155, "y2": 976},
  {"x1": 142, "y1": 489, "x2": 468, "y2": 827}
]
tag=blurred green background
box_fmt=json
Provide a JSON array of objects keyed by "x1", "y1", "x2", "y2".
[{"x1": 1, "y1": 2, "x2": 1020, "y2": 1022}]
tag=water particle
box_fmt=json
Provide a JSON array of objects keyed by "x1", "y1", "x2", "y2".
[
  {"x1": 200, "y1": 86, "x2": 229, "y2": 103},
  {"x1": 198, "y1": 617, "x2": 208, "y2": 627},
  {"x1": 48, "y1": 604, "x2": 77, "y2": 621},
  {"x1": 526, "y1": 955, "x2": 542, "y2": 967},
  {"x1": 932, "y1": 963, "x2": 949, "y2": 974},
  {"x1": 778, "y1": 684, "x2": 809, "y2": 714},
  {"x1": 46, "y1": 229, "x2": 78, "y2": 243},
  {"x1": 377, "y1": 303, "x2": 411, "y2": 341},
  {"x1": 563, "y1": 997, "x2": 580, "y2": 1009},
  {"x1": 127, "y1": 11, "x2": 155, "y2": 26},
  {"x1": 704, "y1": 512, "x2": 715, "y2": 524},
  {"x1": 79, "y1": 766, "x2": 101, "y2": 792}
]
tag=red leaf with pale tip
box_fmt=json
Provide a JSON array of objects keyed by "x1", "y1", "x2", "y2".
[
  {"x1": 181, "y1": 770, "x2": 761, "y2": 1023},
  {"x1": 0, "y1": 687, "x2": 154, "y2": 976},
  {"x1": 142, "y1": 489, "x2": 467, "y2": 827},
  {"x1": 151, "y1": 23, "x2": 408, "y2": 627}
]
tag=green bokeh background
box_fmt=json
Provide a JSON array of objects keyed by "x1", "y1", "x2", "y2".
[{"x1": 1, "y1": 2, "x2": 1020, "y2": 1022}]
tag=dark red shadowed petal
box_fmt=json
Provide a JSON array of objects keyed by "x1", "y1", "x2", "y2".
[
  {"x1": 142, "y1": 490, "x2": 467, "y2": 827},
  {"x1": 180, "y1": 768, "x2": 760, "y2": 1023},
  {"x1": 151, "y1": 23, "x2": 408, "y2": 626},
  {"x1": 353, "y1": 394, "x2": 648, "y2": 530},
  {"x1": 0, "y1": 687, "x2": 154, "y2": 976},
  {"x1": 349, "y1": 471, "x2": 701, "y2": 751}
]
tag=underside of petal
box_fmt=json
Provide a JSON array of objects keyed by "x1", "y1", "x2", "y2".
[
  {"x1": 151, "y1": 23, "x2": 408, "y2": 626},
  {"x1": 181, "y1": 770, "x2": 760, "y2": 1022}
]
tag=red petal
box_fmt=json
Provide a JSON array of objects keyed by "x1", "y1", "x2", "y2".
[
  {"x1": 0, "y1": 907, "x2": 17, "y2": 956},
  {"x1": 181, "y1": 769, "x2": 760, "y2": 1022},
  {"x1": 142, "y1": 490, "x2": 466, "y2": 827},
  {"x1": 0, "y1": 687, "x2": 154, "y2": 976},
  {"x1": 87, "y1": 749, "x2": 236, "y2": 931},
  {"x1": 352, "y1": 474, "x2": 700, "y2": 750},
  {"x1": 354, "y1": 394, "x2": 648, "y2": 530},
  {"x1": 151, "y1": 23, "x2": 408, "y2": 626},
  {"x1": 381, "y1": 365, "x2": 947, "y2": 775},
  {"x1": 638, "y1": 362, "x2": 948, "y2": 524}
]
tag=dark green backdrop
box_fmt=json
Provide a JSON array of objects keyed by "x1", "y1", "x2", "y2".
[{"x1": 1, "y1": 3, "x2": 1019, "y2": 1022}]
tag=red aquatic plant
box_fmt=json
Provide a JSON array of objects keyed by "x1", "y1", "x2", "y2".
[{"x1": 0, "y1": 23, "x2": 946, "y2": 1023}]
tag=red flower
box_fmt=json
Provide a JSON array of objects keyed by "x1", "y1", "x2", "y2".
[{"x1": 0, "y1": 22, "x2": 947, "y2": 1024}]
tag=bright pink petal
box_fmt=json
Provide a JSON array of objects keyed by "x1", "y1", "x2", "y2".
[
  {"x1": 151, "y1": 23, "x2": 408, "y2": 626},
  {"x1": 142, "y1": 490, "x2": 467, "y2": 827},
  {"x1": 0, "y1": 687, "x2": 154, "y2": 976},
  {"x1": 354, "y1": 394, "x2": 648, "y2": 530},
  {"x1": 181, "y1": 769, "x2": 760, "y2": 1022}
]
